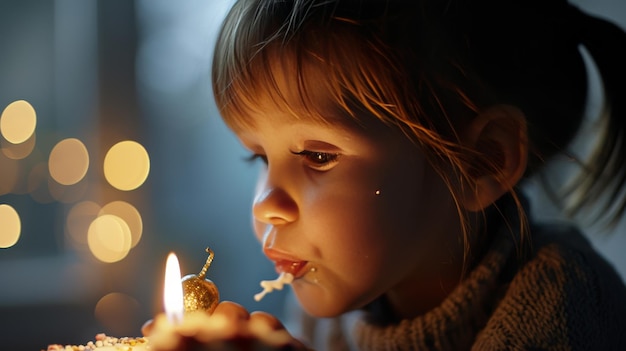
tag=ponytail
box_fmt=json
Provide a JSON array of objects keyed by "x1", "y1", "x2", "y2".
[{"x1": 562, "y1": 5, "x2": 626, "y2": 227}]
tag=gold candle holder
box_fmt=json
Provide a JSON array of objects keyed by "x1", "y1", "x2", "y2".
[{"x1": 181, "y1": 247, "x2": 220, "y2": 314}]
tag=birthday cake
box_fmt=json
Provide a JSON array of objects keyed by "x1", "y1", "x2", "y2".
[
  {"x1": 44, "y1": 256, "x2": 294, "y2": 350},
  {"x1": 45, "y1": 333, "x2": 149, "y2": 351}
]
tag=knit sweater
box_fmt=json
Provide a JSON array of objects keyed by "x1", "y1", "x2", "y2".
[
  {"x1": 289, "y1": 202, "x2": 626, "y2": 350},
  {"x1": 287, "y1": 198, "x2": 626, "y2": 351}
]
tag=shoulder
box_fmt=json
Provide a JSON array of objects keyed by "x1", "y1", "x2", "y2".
[
  {"x1": 474, "y1": 223, "x2": 626, "y2": 350},
  {"x1": 526, "y1": 223, "x2": 625, "y2": 299}
]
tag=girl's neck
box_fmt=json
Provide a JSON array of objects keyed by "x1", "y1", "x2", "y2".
[
  {"x1": 381, "y1": 208, "x2": 498, "y2": 321},
  {"x1": 385, "y1": 257, "x2": 466, "y2": 320}
]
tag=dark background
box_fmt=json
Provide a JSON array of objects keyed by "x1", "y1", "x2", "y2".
[{"x1": 0, "y1": 1, "x2": 624, "y2": 350}]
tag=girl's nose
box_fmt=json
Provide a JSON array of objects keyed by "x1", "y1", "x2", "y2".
[{"x1": 252, "y1": 187, "x2": 298, "y2": 225}]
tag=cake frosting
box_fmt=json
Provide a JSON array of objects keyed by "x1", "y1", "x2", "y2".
[{"x1": 45, "y1": 333, "x2": 149, "y2": 351}]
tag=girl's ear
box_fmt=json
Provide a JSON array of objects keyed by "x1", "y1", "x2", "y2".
[{"x1": 461, "y1": 104, "x2": 528, "y2": 212}]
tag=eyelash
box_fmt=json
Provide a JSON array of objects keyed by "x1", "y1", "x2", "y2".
[
  {"x1": 244, "y1": 151, "x2": 340, "y2": 171},
  {"x1": 291, "y1": 150, "x2": 340, "y2": 171},
  {"x1": 245, "y1": 154, "x2": 267, "y2": 165}
]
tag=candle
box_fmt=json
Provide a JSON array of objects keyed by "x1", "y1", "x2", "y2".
[{"x1": 164, "y1": 252, "x2": 184, "y2": 324}]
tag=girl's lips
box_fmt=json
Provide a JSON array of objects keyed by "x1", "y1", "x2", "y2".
[
  {"x1": 275, "y1": 260, "x2": 307, "y2": 277},
  {"x1": 264, "y1": 248, "x2": 308, "y2": 277}
]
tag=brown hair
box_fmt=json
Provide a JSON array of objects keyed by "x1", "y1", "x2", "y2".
[{"x1": 212, "y1": 0, "x2": 626, "y2": 245}]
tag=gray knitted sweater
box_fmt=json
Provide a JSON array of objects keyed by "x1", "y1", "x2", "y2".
[{"x1": 291, "y1": 207, "x2": 626, "y2": 350}]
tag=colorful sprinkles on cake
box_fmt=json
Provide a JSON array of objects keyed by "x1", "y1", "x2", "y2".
[{"x1": 46, "y1": 333, "x2": 149, "y2": 351}]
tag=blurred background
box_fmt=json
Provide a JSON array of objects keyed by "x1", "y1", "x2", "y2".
[{"x1": 0, "y1": 1, "x2": 624, "y2": 350}]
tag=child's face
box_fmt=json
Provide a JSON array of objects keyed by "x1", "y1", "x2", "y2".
[{"x1": 233, "y1": 108, "x2": 465, "y2": 318}]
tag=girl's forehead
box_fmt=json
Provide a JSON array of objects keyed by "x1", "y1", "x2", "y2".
[
  {"x1": 224, "y1": 50, "x2": 371, "y2": 132},
  {"x1": 233, "y1": 105, "x2": 407, "y2": 159},
  {"x1": 218, "y1": 21, "x2": 407, "y2": 140},
  {"x1": 227, "y1": 100, "x2": 367, "y2": 138}
]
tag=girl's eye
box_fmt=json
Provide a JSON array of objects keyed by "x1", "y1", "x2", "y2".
[
  {"x1": 291, "y1": 150, "x2": 340, "y2": 171},
  {"x1": 244, "y1": 153, "x2": 268, "y2": 165}
]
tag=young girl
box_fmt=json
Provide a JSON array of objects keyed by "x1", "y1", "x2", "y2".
[{"x1": 147, "y1": 0, "x2": 626, "y2": 349}]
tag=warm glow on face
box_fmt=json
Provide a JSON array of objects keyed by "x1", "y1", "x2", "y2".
[
  {"x1": 49, "y1": 138, "x2": 90, "y2": 185},
  {"x1": 164, "y1": 252, "x2": 184, "y2": 324},
  {"x1": 0, "y1": 100, "x2": 37, "y2": 144},
  {"x1": 66, "y1": 201, "x2": 101, "y2": 246},
  {"x1": 0, "y1": 204, "x2": 21, "y2": 248},
  {"x1": 103, "y1": 140, "x2": 150, "y2": 191},
  {"x1": 87, "y1": 214, "x2": 132, "y2": 263},
  {"x1": 100, "y1": 201, "x2": 143, "y2": 248}
]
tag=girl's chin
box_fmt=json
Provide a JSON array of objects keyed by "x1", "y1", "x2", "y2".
[{"x1": 292, "y1": 283, "x2": 355, "y2": 318}]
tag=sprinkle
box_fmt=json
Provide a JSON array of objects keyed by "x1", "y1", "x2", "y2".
[{"x1": 45, "y1": 334, "x2": 149, "y2": 351}]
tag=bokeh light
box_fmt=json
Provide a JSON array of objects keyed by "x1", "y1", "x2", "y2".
[
  {"x1": 1, "y1": 132, "x2": 36, "y2": 159},
  {"x1": 0, "y1": 204, "x2": 21, "y2": 248},
  {"x1": 48, "y1": 176, "x2": 88, "y2": 204},
  {"x1": 66, "y1": 201, "x2": 102, "y2": 247},
  {"x1": 27, "y1": 163, "x2": 55, "y2": 204},
  {"x1": 103, "y1": 140, "x2": 150, "y2": 191},
  {"x1": 0, "y1": 153, "x2": 20, "y2": 195},
  {"x1": 87, "y1": 214, "x2": 132, "y2": 263},
  {"x1": 100, "y1": 201, "x2": 143, "y2": 248},
  {"x1": 49, "y1": 138, "x2": 90, "y2": 185},
  {"x1": 94, "y1": 292, "x2": 141, "y2": 336},
  {"x1": 0, "y1": 100, "x2": 37, "y2": 144}
]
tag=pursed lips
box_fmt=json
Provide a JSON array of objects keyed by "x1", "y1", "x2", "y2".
[{"x1": 263, "y1": 247, "x2": 308, "y2": 278}]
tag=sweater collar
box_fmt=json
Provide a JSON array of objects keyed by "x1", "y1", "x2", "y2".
[{"x1": 354, "y1": 194, "x2": 525, "y2": 351}]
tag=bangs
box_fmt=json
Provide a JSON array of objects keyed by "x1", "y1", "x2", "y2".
[
  {"x1": 212, "y1": 3, "x2": 413, "y2": 133},
  {"x1": 219, "y1": 41, "x2": 352, "y2": 130}
]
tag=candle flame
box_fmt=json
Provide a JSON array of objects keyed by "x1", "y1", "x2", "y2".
[{"x1": 164, "y1": 252, "x2": 184, "y2": 324}]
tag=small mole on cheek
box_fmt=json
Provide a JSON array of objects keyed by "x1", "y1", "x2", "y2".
[{"x1": 309, "y1": 267, "x2": 319, "y2": 283}]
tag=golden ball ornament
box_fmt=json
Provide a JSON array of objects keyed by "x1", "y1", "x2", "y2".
[{"x1": 181, "y1": 247, "x2": 220, "y2": 314}]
